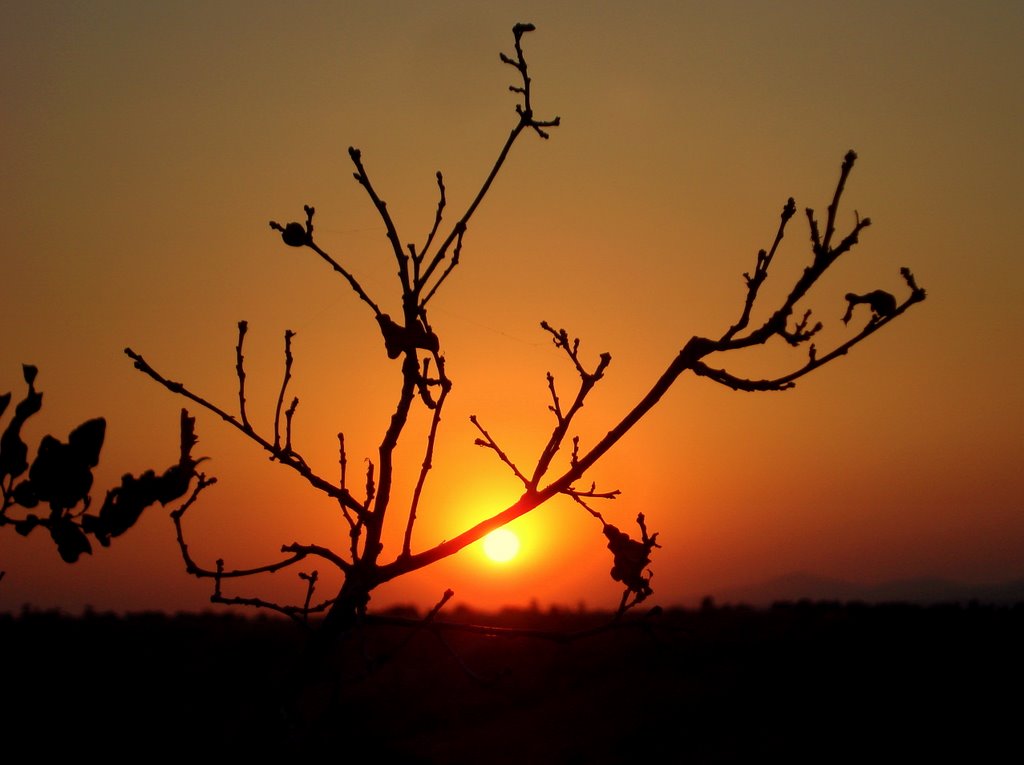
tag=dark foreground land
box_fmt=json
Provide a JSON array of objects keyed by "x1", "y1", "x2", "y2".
[{"x1": 2, "y1": 600, "x2": 1021, "y2": 762}]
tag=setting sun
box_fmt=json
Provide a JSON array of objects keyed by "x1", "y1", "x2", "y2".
[{"x1": 482, "y1": 528, "x2": 521, "y2": 563}]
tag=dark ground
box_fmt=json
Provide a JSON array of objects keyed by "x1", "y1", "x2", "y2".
[{"x1": 2, "y1": 600, "x2": 1021, "y2": 762}]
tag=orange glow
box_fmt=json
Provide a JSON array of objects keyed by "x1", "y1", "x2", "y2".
[{"x1": 1, "y1": 5, "x2": 1022, "y2": 615}]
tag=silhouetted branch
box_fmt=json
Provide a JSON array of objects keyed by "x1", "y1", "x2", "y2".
[
  {"x1": 530, "y1": 322, "x2": 612, "y2": 487},
  {"x1": 235, "y1": 320, "x2": 251, "y2": 431},
  {"x1": 170, "y1": 470, "x2": 348, "y2": 620},
  {"x1": 125, "y1": 346, "x2": 365, "y2": 518},
  {"x1": 418, "y1": 24, "x2": 559, "y2": 304},
  {"x1": 210, "y1": 557, "x2": 336, "y2": 626},
  {"x1": 500, "y1": 23, "x2": 561, "y2": 139},
  {"x1": 723, "y1": 198, "x2": 797, "y2": 342},
  {"x1": 269, "y1": 206, "x2": 382, "y2": 316},
  {"x1": 822, "y1": 150, "x2": 857, "y2": 253},
  {"x1": 274, "y1": 330, "x2": 296, "y2": 451},
  {"x1": 378, "y1": 152, "x2": 925, "y2": 595},
  {"x1": 417, "y1": 172, "x2": 447, "y2": 274},
  {"x1": 125, "y1": 25, "x2": 925, "y2": 657},
  {"x1": 569, "y1": 484, "x2": 621, "y2": 502},
  {"x1": 419, "y1": 224, "x2": 464, "y2": 307},
  {"x1": 403, "y1": 358, "x2": 452, "y2": 557},
  {"x1": 470, "y1": 415, "x2": 529, "y2": 486},
  {"x1": 346, "y1": 147, "x2": 412, "y2": 293}
]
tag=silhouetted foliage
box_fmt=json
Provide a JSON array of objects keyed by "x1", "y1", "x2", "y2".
[
  {"x1": 125, "y1": 24, "x2": 925, "y2": 655},
  {"x1": 0, "y1": 364, "x2": 199, "y2": 568}
]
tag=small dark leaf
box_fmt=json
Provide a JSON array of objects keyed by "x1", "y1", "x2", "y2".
[
  {"x1": 81, "y1": 514, "x2": 110, "y2": 546},
  {"x1": 0, "y1": 428, "x2": 29, "y2": 480},
  {"x1": 29, "y1": 434, "x2": 96, "y2": 512},
  {"x1": 86, "y1": 412, "x2": 199, "y2": 544},
  {"x1": 14, "y1": 514, "x2": 39, "y2": 536},
  {"x1": 0, "y1": 379, "x2": 43, "y2": 481},
  {"x1": 94, "y1": 471, "x2": 157, "y2": 540},
  {"x1": 155, "y1": 464, "x2": 192, "y2": 505},
  {"x1": 0, "y1": 392, "x2": 10, "y2": 419},
  {"x1": 376, "y1": 314, "x2": 405, "y2": 359},
  {"x1": 50, "y1": 518, "x2": 92, "y2": 563},
  {"x1": 22, "y1": 364, "x2": 38, "y2": 386},
  {"x1": 68, "y1": 418, "x2": 105, "y2": 468},
  {"x1": 11, "y1": 479, "x2": 39, "y2": 508}
]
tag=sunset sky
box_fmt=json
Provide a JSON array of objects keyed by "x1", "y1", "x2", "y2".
[{"x1": 2, "y1": 1, "x2": 1021, "y2": 615}]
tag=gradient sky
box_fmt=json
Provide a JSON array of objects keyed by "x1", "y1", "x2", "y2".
[{"x1": 2, "y1": 1, "x2": 1021, "y2": 614}]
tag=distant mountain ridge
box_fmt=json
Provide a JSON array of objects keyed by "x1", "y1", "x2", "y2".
[{"x1": 698, "y1": 571, "x2": 1024, "y2": 606}]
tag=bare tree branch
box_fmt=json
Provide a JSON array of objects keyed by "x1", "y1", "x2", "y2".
[
  {"x1": 125, "y1": 26, "x2": 926, "y2": 657},
  {"x1": 125, "y1": 347, "x2": 366, "y2": 518}
]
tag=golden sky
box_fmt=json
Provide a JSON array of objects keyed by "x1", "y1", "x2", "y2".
[{"x1": 2, "y1": 1, "x2": 1021, "y2": 613}]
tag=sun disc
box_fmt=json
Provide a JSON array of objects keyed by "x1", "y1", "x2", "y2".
[{"x1": 482, "y1": 528, "x2": 520, "y2": 563}]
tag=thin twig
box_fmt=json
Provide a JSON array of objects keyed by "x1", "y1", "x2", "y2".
[
  {"x1": 470, "y1": 415, "x2": 530, "y2": 486},
  {"x1": 236, "y1": 321, "x2": 251, "y2": 431},
  {"x1": 403, "y1": 357, "x2": 452, "y2": 557},
  {"x1": 273, "y1": 330, "x2": 296, "y2": 451}
]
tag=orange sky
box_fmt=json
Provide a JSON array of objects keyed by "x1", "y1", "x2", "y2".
[{"x1": 2, "y1": 1, "x2": 1022, "y2": 614}]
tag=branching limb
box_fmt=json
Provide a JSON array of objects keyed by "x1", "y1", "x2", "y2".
[
  {"x1": 211, "y1": 565, "x2": 336, "y2": 627},
  {"x1": 721, "y1": 152, "x2": 872, "y2": 353},
  {"x1": 125, "y1": 347, "x2": 366, "y2": 518},
  {"x1": 530, "y1": 322, "x2": 612, "y2": 487},
  {"x1": 822, "y1": 150, "x2": 858, "y2": 254},
  {"x1": 470, "y1": 415, "x2": 530, "y2": 486},
  {"x1": 778, "y1": 308, "x2": 823, "y2": 347},
  {"x1": 129, "y1": 20, "x2": 928, "y2": 639},
  {"x1": 171, "y1": 475, "x2": 349, "y2": 623},
  {"x1": 168, "y1": 471, "x2": 217, "y2": 575},
  {"x1": 378, "y1": 154, "x2": 925, "y2": 591},
  {"x1": 722, "y1": 198, "x2": 798, "y2": 342},
  {"x1": 280, "y1": 542, "x2": 352, "y2": 573},
  {"x1": 418, "y1": 224, "x2": 464, "y2": 307},
  {"x1": 694, "y1": 271, "x2": 925, "y2": 392},
  {"x1": 566, "y1": 491, "x2": 610, "y2": 523},
  {"x1": 270, "y1": 206, "x2": 382, "y2": 316},
  {"x1": 273, "y1": 330, "x2": 296, "y2": 452},
  {"x1": 501, "y1": 23, "x2": 561, "y2": 139},
  {"x1": 568, "y1": 483, "x2": 621, "y2": 503},
  {"x1": 418, "y1": 25, "x2": 560, "y2": 306},
  {"x1": 171, "y1": 475, "x2": 349, "y2": 577}
]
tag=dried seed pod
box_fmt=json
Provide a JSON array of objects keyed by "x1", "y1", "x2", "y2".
[{"x1": 281, "y1": 222, "x2": 307, "y2": 247}]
